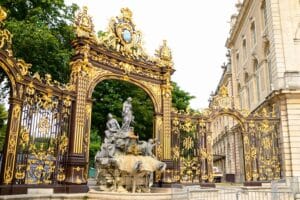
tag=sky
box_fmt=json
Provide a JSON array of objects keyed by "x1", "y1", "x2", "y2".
[{"x1": 66, "y1": 0, "x2": 238, "y2": 109}]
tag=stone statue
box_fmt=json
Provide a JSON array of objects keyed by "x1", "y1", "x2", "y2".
[
  {"x1": 95, "y1": 97, "x2": 166, "y2": 193},
  {"x1": 145, "y1": 139, "x2": 158, "y2": 157},
  {"x1": 137, "y1": 138, "x2": 158, "y2": 157},
  {"x1": 121, "y1": 97, "x2": 134, "y2": 131},
  {"x1": 97, "y1": 143, "x2": 116, "y2": 158},
  {"x1": 104, "y1": 113, "x2": 120, "y2": 143}
]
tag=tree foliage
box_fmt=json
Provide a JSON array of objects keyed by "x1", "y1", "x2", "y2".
[
  {"x1": 1, "y1": 0, "x2": 78, "y2": 83},
  {"x1": 0, "y1": 103, "x2": 7, "y2": 151},
  {"x1": 172, "y1": 82, "x2": 195, "y2": 111}
]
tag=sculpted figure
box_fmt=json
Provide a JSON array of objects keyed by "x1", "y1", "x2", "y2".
[
  {"x1": 104, "y1": 113, "x2": 120, "y2": 143},
  {"x1": 137, "y1": 138, "x2": 158, "y2": 157},
  {"x1": 145, "y1": 139, "x2": 158, "y2": 157},
  {"x1": 121, "y1": 97, "x2": 134, "y2": 131},
  {"x1": 98, "y1": 143, "x2": 116, "y2": 158}
]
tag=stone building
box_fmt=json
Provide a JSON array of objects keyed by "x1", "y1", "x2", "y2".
[{"x1": 212, "y1": 0, "x2": 300, "y2": 182}]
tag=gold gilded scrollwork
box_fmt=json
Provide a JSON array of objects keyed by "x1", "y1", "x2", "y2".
[
  {"x1": 180, "y1": 118, "x2": 196, "y2": 133},
  {"x1": 119, "y1": 62, "x2": 134, "y2": 75},
  {"x1": 4, "y1": 104, "x2": 21, "y2": 184},
  {"x1": 15, "y1": 165, "x2": 26, "y2": 180},
  {"x1": 59, "y1": 134, "x2": 69, "y2": 154},
  {"x1": 0, "y1": 6, "x2": 7, "y2": 22},
  {"x1": 209, "y1": 85, "x2": 233, "y2": 109},
  {"x1": 250, "y1": 146, "x2": 257, "y2": 158},
  {"x1": 19, "y1": 127, "x2": 30, "y2": 149},
  {"x1": 16, "y1": 59, "x2": 31, "y2": 76},
  {"x1": 183, "y1": 136, "x2": 194, "y2": 150},
  {"x1": 200, "y1": 148, "x2": 207, "y2": 159},
  {"x1": 208, "y1": 173, "x2": 214, "y2": 183},
  {"x1": 26, "y1": 82, "x2": 35, "y2": 96},
  {"x1": 0, "y1": 7, "x2": 12, "y2": 55},
  {"x1": 38, "y1": 116, "x2": 50, "y2": 135},
  {"x1": 57, "y1": 168, "x2": 66, "y2": 182},
  {"x1": 259, "y1": 120, "x2": 272, "y2": 133},
  {"x1": 98, "y1": 8, "x2": 149, "y2": 61},
  {"x1": 172, "y1": 146, "x2": 180, "y2": 161},
  {"x1": 219, "y1": 85, "x2": 228, "y2": 97},
  {"x1": 171, "y1": 117, "x2": 180, "y2": 135},
  {"x1": 156, "y1": 144, "x2": 163, "y2": 159},
  {"x1": 74, "y1": 6, "x2": 95, "y2": 39}
]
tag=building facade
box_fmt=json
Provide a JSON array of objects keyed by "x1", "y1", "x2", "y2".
[{"x1": 213, "y1": 0, "x2": 300, "y2": 182}]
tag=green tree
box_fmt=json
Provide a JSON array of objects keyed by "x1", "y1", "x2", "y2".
[
  {"x1": 172, "y1": 82, "x2": 195, "y2": 111},
  {"x1": 0, "y1": 103, "x2": 8, "y2": 151},
  {"x1": 1, "y1": 0, "x2": 78, "y2": 83}
]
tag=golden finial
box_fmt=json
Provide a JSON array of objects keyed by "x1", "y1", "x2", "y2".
[
  {"x1": 74, "y1": 6, "x2": 95, "y2": 38},
  {"x1": 120, "y1": 8, "x2": 132, "y2": 21},
  {"x1": 156, "y1": 40, "x2": 172, "y2": 63},
  {"x1": 0, "y1": 6, "x2": 7, "y2": 22}
]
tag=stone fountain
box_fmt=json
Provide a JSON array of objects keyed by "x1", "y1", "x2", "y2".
[{"x1": 94, "y1": 97, "x2": 166, "y2": 193}]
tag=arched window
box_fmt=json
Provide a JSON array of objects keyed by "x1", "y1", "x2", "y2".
[
  {"x1": 253, "y1": 59, "x2": 261, "y2": 102},
  {"x1": 261, "y1": 0, "x2": 267, "y2": 28},
  {"x1": 242, "y1": 38, "x2": 247, "y2": 60},
  {"x1": 251, "y1": 22, "x2": 256, "y2": 45},
  {"x1": 237, "y1": 83, "x2": 243, "y2": 109},
  {"x1": 244, "y1": 72, "x2": 249, "y2": 83}
]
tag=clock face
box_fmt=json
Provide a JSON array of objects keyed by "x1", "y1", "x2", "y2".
[{"x1": 122, "y1": 29, "x2": 132, "y2": 43}]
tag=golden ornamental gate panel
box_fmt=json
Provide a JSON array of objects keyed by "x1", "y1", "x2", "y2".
[
  {"x1": 169, "y1": 85, "x2": 281, "y2": 184},
  {"x1": 170, "y1": 110, "x2": 213, "y2": 184}
]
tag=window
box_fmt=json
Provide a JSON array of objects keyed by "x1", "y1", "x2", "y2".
[
  {"x1": 247, "y1": 86, "x2": 251, "y2": 109},
  {"x1": 264, "y1": 43, "x2": 270, "y2": 56},
  {"x1": 242, "y1": 38, "x2": 247, "y2": 60},
  {"x1": 251, "y1": 22, "x2": 256, "y2": 45},
  {"x1": 249, "y1": 81, "x2": 254, "y2": 105},
  {"x1": 253, "y1": 59, "x2": 260, "y2": 102},
  {"x1": 238, "y1": 83, "x2": 243, "y2": 109},
  {"x1": 267, "y1": 61, "x2": 272, "y2": 91},
  {"x1": 244, "y1": 72, "x2": 251, "y2": 109},
  {"x1": 260, "y1": 68, "x2": 266, "y2": 92},
  {"x1": 253, "y1": 58, "x2": 259, "y2": 72},
  {"x1": 244, "y1": 72, "x2": 249, "y2": 83},
  {"x1": 261, "y1": 0, "x2": 267, "y2": 27},
  {"x1": 235, "y1": 53, "x2": 240, "y2": 72}
]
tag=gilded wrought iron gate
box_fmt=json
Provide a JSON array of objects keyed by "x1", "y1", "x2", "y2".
[
  {"x1": 0, "y1": 6, "x2": 75, "y2": 191},
  {"x1": 14, "y1": 84, "x2": 73, "y2": 185},
  {"x1": 243, "y1": 111, "x2": 281, "y2": 181},
  {"x1": 170, "y1": 85, "x2": 281, "y2": 184},
  {"x1": 170, "y1": 111, "x2": 213, "y2": 183}
]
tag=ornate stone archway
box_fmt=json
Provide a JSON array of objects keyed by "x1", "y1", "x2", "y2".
[{"x1": 64, "y1": 7, "x2": 175, "y2": 188}]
